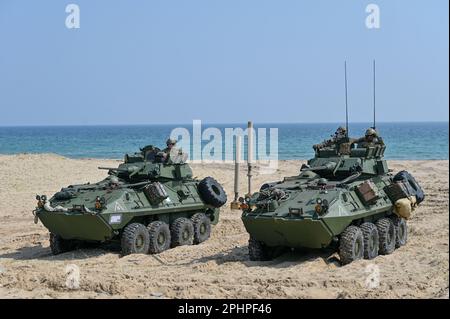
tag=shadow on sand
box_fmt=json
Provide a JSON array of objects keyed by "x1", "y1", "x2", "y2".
[
  {"x1": 1, "y1": 243, "x2": 342, "y2": 267},
  {"x1": 0, "y1": 242, "x2": 121, "y2": 261},
  {"x1": 185, "y1": 245, "x2": 342, "y2": 268}
]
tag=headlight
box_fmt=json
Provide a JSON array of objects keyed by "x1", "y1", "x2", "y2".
[
  {"x1": 314, "y1": 203, "x2": 322, "y2": 213},
  {"x1": 95, "y1": 196, "x2": 106, "y2": 210},
  {"x1": 36, "y1": 195, "x2": 44, "y2": 208},
  {"x1": 95, "y1": 196, "x2": 102, "y2": 209}
]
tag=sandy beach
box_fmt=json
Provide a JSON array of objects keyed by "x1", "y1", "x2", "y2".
[{"x1": 0, "y1": 154, "x2": 448, "y2": 299}]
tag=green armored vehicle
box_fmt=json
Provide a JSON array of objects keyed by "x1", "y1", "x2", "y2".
[
  {"x1": 34, "y1": 145, "x2": 227, "y2": 256},
  {"x1": 241, "y1": 127, "x2": 424, "y2": 264}
]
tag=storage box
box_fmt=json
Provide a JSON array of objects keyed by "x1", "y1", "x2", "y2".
[
  {"x1": 356, "y1": 180, "x2": 379, "y2": 205},
  {"x1": 144, "y1": 182, "x2": 168, "y2": 205}
]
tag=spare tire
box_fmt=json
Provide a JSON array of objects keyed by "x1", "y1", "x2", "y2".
[
  {"x1": 198, "y1": 177, "x2": 227, "y2": 208},
  {"x1": 393, "y1": 170, "x2": 425, "y2": 204}
]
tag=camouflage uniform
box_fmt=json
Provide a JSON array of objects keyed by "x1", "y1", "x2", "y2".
[
  {"x1": 313, "y1": 126, "x2": 349, "y2": 153},
  {"x1": 158, "y1": 138, "x2": 177, "y2": 162},
  {"x1": 354, "y1": 128, "x2": 384, "y2": 148}
]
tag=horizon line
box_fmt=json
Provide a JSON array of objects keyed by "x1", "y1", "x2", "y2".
[{"x1": 0, "y1": 120, "x2": 448, "y2": 128}]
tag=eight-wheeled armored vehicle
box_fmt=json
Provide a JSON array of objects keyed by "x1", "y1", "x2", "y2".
[
  {"x1": 240, "y1": 131, "x2": 425, "y2": 264},
  {"x1": 34, "y1": 145, "x2": 227, "y2": 255}
]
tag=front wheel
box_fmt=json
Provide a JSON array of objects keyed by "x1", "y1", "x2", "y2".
[
  {"x1": 49, "y1": 233, "x2": 76, "y2": 255},
  {"x1": 339, "y1": 226, "x2": 364, "y2": 265},
  {"x1": 248, "y1": 237, "x2": 274, "y2": 261},
  {"x1": 121, "y1": 223, "x2": 150, "y2": 255}
]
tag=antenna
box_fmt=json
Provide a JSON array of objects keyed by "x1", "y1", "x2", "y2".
[
  {"x1": 373, "y1": 59, "x2": 376, "y2": 129},
  {"x1": 344, "y1": 61, "x2": 349, "y2": 137}
]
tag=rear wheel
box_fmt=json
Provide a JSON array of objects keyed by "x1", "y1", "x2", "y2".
[
  {"x1": 171, "y1": 217, "x2": 194, "y2": 247},
  {"x1": 376, "y1": 218, "x2": 396, "y2": 255},
  {"x1": 191, "y1": 213, "x2": 211, "y2": 244},
  {"x1": 121, "y1": 223, "x2": 150, "y2": 255},
  {"x1": 49, "y1": 233, "x2": 76, "y2": 255},
  {"x1": 391, "y1": 215, "x2": 408, "y2": 248},
  {"x1": 339, "y1": 226, "x2": 364, "y2": 265},
  {"x1": 147, "y1": 221, "x2": 171, "y2": 254},
  {"x1": 360, "y1": 222, "x2": 379, "y2": 260},
  {"x1": 248, "y1": 237, "x2": 273, "y2": 261}
]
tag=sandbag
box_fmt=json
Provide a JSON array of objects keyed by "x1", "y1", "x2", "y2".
[{"x1": 394, "y1": 196, "x2": 416, "y2": 219}]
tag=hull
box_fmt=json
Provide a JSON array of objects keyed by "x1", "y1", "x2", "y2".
[
  {"x1": 242, "y1": 216, "x2": 334, "y2": 249},
  {"x1": 36, "y1": 179, "x2": 220, "y2": 241},
  {"x1": 242, "y1": 171, "x2": 395, "y2": 249},
  {"x1": 38, "y1": 211, "x2": 114, "y2": 241}
]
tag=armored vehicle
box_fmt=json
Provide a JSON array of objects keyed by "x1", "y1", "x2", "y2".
[
  {"x1": 33, "y1": 145, "x2": 227, "y2": 256},
  {"x1": 240, "y1": 129, "x2": 424, "y2": 264}
]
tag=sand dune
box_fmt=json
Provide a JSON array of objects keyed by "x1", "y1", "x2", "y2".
[{"x1": 0, "y1": 154, "x2": 448, "y2": 298}]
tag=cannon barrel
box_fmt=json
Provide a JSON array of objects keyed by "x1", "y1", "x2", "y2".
[
  {"x1": 302, "y1": 162, "x2": 337, "y2": 172},
  {"x1": 98, "y1": 167, "x2": 126, "y2": 171}
]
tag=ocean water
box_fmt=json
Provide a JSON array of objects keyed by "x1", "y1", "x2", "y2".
[{"x1": 0, "y1": 122, "x2": 447, "y2": 160}]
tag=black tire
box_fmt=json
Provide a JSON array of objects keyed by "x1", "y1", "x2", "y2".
[
  {"x1": 147, "y1": 221, "x2": 171, "y2": 254},
  {"x1": 170, "y1": 217, "x2": 194, "y2": 247},
  {"x1": 191, "y1": 213, "x2": 211, "y2": 244},
  {"x1": 393, "y1": 170, "x2": 425, "y2": 204},
  {"x1": 198, "y1": 177, "x2": 227, "y2": 208},
  {"x1": 360, "y1": 223, "x2": 379, "y2": 260},
  {"x1": 391, "y1": 215, "x2": 408, "y2": 248},
  {"x1": 376, "y1": 218, "x2": 396, "y2": 255},
  {"x1": 339, "y1": 226, "x2": 364, "y2": 265},
  {"x1": 121, "y1": 223, "x2": 150, "y2": 255},
  {"x1": 248, "y1": 237, "x2": 274, "y2": 261},
  {"x1": 49, "y1": 233, "x2": 75, "y2": 255}
]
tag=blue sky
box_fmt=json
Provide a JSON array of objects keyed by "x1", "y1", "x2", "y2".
[{"x1": 0, "y1": 0, "x2": 448, "y2": 125}]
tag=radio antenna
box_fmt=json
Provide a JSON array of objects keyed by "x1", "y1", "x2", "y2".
[
  {"x1": 344, "y1": 61, "x2": 349, "y2": 137},
  {"x1": 372, "y1": 59, "x2": 376, "y2": 129}
]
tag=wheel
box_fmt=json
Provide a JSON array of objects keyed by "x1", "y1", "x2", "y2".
[
  {"x1": 170, "y1": 217, "x2": 194, "y2": 247},
  {"x1": 49, "y1": 233, "x2": 76, "y2": 255},
  {"x1": 393, "y1": 170, "x2": 425, "y2": 204},
  {"x1": 339, "y1": 225, "x2": 364, "y2": 265},
  {"x1": 121, "y1": 223, "x2": 150, "y2": 255},
  {"x1": 391, "y1": 215, "x2": 408, "y2": 248},
  {"x1": 376, "y1": 218, "x2": 396, "y2": 255},
  {"x1": 147, "y1": 221, "x2": 171, "y2": 254},
  {"x1": 360, "y1": 223, "x2": 379, "y2": 259},
  {"x1": 191, "y1": 213, "x2": 211, "y2": 244},
  {"x1": 248, "y1": 237, "x2": 274, "y2": 261},
  {"x1": 198, "y1": 177, "x2": 227, "y2": 208}
]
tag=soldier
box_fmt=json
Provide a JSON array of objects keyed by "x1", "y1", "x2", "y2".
[
  {"x1": 313, "y1": 126, "x2": 348, "y2": 151},
  {"x1": 159, "y1": 138, "x2": 177, "y2": 162},
  {"x1": 163, "y1": 138, "x2": 177, "y2": 154},
  {"x1": 354, "y1": 128, "x2": 384, "y2": 148}
]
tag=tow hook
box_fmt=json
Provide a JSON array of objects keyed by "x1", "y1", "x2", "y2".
[{"x1": 32, "y1": 210, "x2": 39, "y2": 224}]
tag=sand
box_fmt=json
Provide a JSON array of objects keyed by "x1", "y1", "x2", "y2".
[{"x1": 0, "y1": 154, "x2": 448, "y2": 299}]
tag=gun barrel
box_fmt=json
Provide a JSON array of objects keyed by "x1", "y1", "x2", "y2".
[
  {"x1": 303, "y1": 162, "x2": 337, "y2": 171},
  {"x1": 98, "y1": 167, "x2": 122, "y2": 171}
]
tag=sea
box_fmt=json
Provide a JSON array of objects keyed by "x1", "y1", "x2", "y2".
[{"x1": 0, "y1": 122, "x2": 448, "y2": 160}]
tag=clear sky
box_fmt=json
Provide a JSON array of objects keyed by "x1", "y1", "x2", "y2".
[{"x1": 0, "y1": 0, "x2": 448, "y2": 125}]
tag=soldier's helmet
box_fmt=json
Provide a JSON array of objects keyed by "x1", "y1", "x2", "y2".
[
  {"x1": 336, "y1": 126, "x2": 347, "y2": 135},
  {"x1": 108, "y1": 176, "x2": 119, "y2": 184},
  {"x1": 166, "y1": 138, "x2": 177, "y2": 146},
  {"x1": 365, "y1": 128, "x2": 377, "y2": 137}
]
